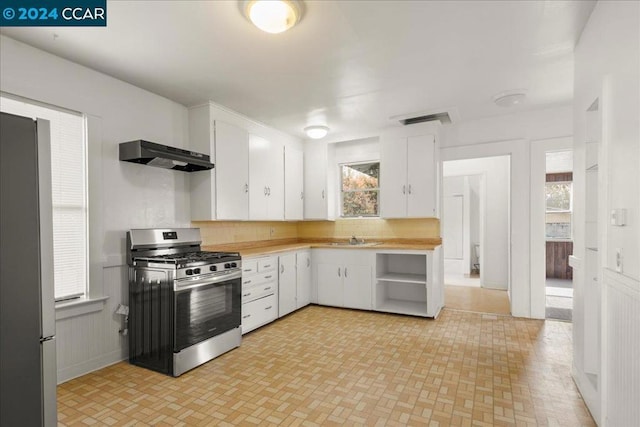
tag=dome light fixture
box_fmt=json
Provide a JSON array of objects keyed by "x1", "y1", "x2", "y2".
[
  {"x1": 304, "y1": 125, "x2": 329, "y2": 139},
  {"x1": 492, "y1": 89, "x2": 527, "y2": 107},
  {"x1": 243, "y1": 0, "x2": 303, "y2": 34}
]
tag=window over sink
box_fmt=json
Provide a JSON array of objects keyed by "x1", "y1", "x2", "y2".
[{"x1": 340, "y1": 161, "x2": 380, "y2": 217}]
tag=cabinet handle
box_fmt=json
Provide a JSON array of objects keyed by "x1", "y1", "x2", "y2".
[
  {"x1": 264, "y1": 186, "x2": 268, "y2": 196},
  {"x1": 245, "y1": 183, "x2": 249, "y2": 193},
  {"x1": 264, "y1": 264, "x2": 271, "y2": 268},
  {"x1": 264, "y1": 286, "x2": 271, "y2": 291},
  {"x1": 307, "y1": 258, "x2": 310, "y2": 267},
  {"x1": 280, "y1": 264, "x2": 284, "y2": 274},
  {"x1": 265, "y1": 306, "x2": 272, "y2": 310},
  {"x1": 243, "y1": 292, "x2": 251, "y2": 297},
  {"x1": 267, "y1": 187, "x2": 271, "y2": 196},
  {"x1": 265, "y1": 275, "x2": 272, "y2": 279},
  {"x1": 345, "y1": 268, "x2": 348, "y2": 278},
  {"x1": 243, "y1": 280, "x2": 252, "y2": 285},
  {"x1": 338, "y1": 267, "x2": 341, "y2": 277},
  {"x1": 322, "y1": 189, "x2": 325, "y2": 199},
  {"x1": 408, "y1": 184, "x2": 412, "y2": 194},
  {"x1": 402, "y1": 185, "x2": 406, "y2": 194},
  {"x1": 243, "y1": 314, "x2": 251, "y2": 319},
  {"x1": 300, "y1": 191, "x2": 304, "y2": 200}
]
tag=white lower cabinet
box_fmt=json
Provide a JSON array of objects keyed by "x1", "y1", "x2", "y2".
[
  {"x1": 279, "y1": 250, "x2": 312, "y2": 318},
  {"x1": 314, "y1": 249, "x2": 373, "y2": 310},
  {"x1": 241, "y1": 256, "x2": 278, "y2": 334}
]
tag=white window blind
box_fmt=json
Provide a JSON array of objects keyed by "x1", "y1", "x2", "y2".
[{"x1": 0, "y1": 95, "x2": 88, "y2": 301}]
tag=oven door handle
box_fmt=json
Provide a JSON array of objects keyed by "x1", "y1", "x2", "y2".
[{"x1": 174, "y1": 270, "x2": 242, "y2": 292}]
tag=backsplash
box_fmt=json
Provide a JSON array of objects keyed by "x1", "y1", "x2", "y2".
[{"x1": 194, "y1": 218, "x2": 440, "y2": 246}]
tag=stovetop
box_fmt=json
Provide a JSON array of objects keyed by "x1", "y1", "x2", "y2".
[{"x1": 132, "y1": 250, "x2": 241, "y2": 267}]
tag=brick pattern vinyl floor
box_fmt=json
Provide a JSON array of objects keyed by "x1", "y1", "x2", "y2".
[{"x1": 57, "y1": 306, "x2": 595, "y2": 426}]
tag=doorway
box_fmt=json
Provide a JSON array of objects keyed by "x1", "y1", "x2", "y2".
[
  {"x1": 544, "y1": 150, "x2": 574, "y2": 321},
  {"x1": 442, "y1": 156, "x2": 511, "y2": 314}
]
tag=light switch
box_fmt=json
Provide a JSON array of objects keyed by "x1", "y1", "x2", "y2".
[{"x1": 610, "y1": 209, "x2": 627, "y2": 226}]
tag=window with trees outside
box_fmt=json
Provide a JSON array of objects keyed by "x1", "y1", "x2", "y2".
[
  {"x1": 545, "y1": 181, "x2": 572, "y2": 239},
  {"x1": 341, "y1": 162, "x2": 379, "y2": 217}
]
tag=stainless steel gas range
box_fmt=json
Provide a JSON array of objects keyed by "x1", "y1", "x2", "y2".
[{"x1": 126, "y1": 228, "x2": 241, "y2": 376}]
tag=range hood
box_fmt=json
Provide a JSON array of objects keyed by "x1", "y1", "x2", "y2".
[{"x1": 119, "y1": 140, "x2": 214, "y2": 172}]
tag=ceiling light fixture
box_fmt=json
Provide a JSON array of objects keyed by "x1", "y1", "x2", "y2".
[
  {"x1": 304, "y1": 125, "x2": 329, "y2": 139},
  {"x1": 243, "y1": 0, "x2": 302, "y2": 34},
  {"x1": 492, "y1": 89, "x2": 527, "y2": 107}
]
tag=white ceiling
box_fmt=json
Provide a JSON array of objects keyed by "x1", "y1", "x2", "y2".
[{"x1": 1, "y1": 0, "x2": 595, "y2": 142}]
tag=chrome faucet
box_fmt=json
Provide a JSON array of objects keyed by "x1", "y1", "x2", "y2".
[{"x1": 349, "y1": 235, "x2": 364, "y2": 245}]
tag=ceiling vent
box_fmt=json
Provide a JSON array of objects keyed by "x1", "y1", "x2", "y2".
[
  {"x1": 400, "y1": 112, "x2": 452, "y2": 126},
  {"x1": 390, "y1": 108, "x2": 458, "y2": 126}
]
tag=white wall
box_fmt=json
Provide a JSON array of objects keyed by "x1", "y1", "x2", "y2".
[
  {"x1": 442, "y1": 176, "x2": 467, "y2": 274},
  {"x1": 572, "y1": 1, "x2": 640, "y2": 425},
  {"x1": 440, "y1": 105, "x2": 573, "y2": 317},
  {"x1": 1, "y1": 35, "x2": 192, "y2": 382},
  {"x1": 444, "y1": 157, "x2": 509, "y2": 290}
]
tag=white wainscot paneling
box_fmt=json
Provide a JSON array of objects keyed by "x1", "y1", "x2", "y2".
[
  {"x1": 604, "y1": 269, "x2": 640, "y2": 427},
  {"x1": 56, "y1": 265, "x2": 128, "y2": 383}
]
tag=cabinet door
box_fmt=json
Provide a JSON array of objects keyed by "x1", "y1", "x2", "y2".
[
  {"x1": 317, "y1": 263, "x2": 343, "y2": 307},
  {"x1": 284, "y1": 147, "x2": 304, "y2": 220},
  {"x1": 266, "y1": 140, "x2": 285, "y2": 220},
  {"x1": 407, "y1": 135, "x2": 436, "y2": 217},
  {"x1": 296, "y1": 251, "x2": 311, "y2": 308},
  {"x1": 278, "y1": 253, "x2": 297, "y2": 317},
  {"x1": 249, "y1": 134, "x2": 269, "y2": 219},
  {"x1": 343, "y1": 264, "x2": 372, "y2": 310},
  {"x1": 304, "y1": 141, "x2": 329, "y2": 219},
  {"x1": 380, "y1": 137, "x2": 408, "y2": 218},
  {"x1": 215, "y1": 121, "x2": 249, "y2": 220}
]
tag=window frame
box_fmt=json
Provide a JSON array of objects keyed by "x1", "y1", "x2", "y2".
[
  {"x1": 339, "y1": 160, "x2": 380, "y2": 218},
  {"x1": 545, "y1": 180, "x2": 573, "y2": 240}
]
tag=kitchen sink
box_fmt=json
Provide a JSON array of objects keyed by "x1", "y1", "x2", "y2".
[{"x1": 329, "y1": 241, "x2": 381, "y2": 247}]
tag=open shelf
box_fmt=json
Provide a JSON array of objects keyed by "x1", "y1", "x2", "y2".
[
  {"x1": 376, "y1": 272, "x2": 426, "y2": 284},
  {"x1": 375, "y1": 299, "x2": 429, "y2": 317}
]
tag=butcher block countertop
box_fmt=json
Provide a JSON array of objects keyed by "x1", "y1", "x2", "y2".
[{"x1": 203, "y1": 238, "x2": 442, "y2": 257}]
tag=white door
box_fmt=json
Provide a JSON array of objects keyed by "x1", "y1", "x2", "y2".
[
  {"x1": 278, "y1": 253, "x2": 297, "y2": 317},
  {"x1": 296, "y1": 251, "x2": 311, "y2": 308},
  {"x1": 317, "y1": 263, "x2": 343, "y2": 307},
  {"x1": 443, "y1": 195, "x2": 464, "y2": 259},
  {"x1": 407, "y1": 134, "x2": 436, "y2": 217},
  {"x1": 343, "y1": 264, "x2": 372, "y2": 310},
  {"x1": 303, "y1": 141, "x2": 328, "y2": 219},
  {"x1": 284, "y1": 147, "x2": 304, "y2": 220},
  {"x1": 381, "y1": 137, "x2": 408, "y2": 218},
  {"x1": 266, "y1": 140, "x2": 285, "y2": 220},
  {"x1": 215, "y1": 121, "x2": 249, "y2": 220},
  {"x1": 249, "y1": 134, "x2": 269, "y2": 219}
]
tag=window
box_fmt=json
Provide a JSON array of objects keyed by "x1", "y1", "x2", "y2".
[
  {"x1": 1, "y1": 95, "x2": 88, "y2": 301},
  {"x1": 545, "y1": 181, "x2": 572, "y2": 239},
  {"x1": 341, "y1": 161, "x2": 379, "y2": 217}
]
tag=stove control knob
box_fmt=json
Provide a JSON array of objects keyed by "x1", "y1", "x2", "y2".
[
  {"x1": 210, "y1": 265, "x2": 217, "y2": 272},
  {"x1": 193, "y1": 268, "x2": 201, "y2": 274},
  {"x1": 224, "y1": 263, "x2": 231, "y2": 269},
  {"x1": 231, "y1": 262, "x2": 238, "y2": 268},
  {"x1": 186, "y1": 269, "x2": 193, "y2": 276}
]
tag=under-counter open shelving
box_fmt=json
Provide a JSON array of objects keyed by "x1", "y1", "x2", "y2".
[{"x1": 374, "y1": 253, "x2": 434, "y2": 317}]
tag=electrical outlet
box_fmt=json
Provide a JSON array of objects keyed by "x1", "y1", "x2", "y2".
[
  {"x1": 616, "y1": 248, "x2": 623, "y2": 273},
  {"x1": 270, "y1": 227, "x2": 275, "y2": 237}
]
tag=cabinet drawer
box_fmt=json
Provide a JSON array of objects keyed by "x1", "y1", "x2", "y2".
[
  {"x1": 242, "y1": 272, "x2": 276, "y2": 288},
  {"x1": 242, "y1": 260, "x2": 258, "y2": 275},
  {"x1": 241, "y1": 294, "x2": 277, "y2": 334},
  {"x1": 257, "y1": 257, "x2": 277, "y2": 272},
  {"x1": 242, "y1": 281, "x2": 277, "y2": 303}
]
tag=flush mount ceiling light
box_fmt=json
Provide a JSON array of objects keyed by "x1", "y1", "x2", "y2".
[
  {"x1": 492, "y1": 89, "x2": 527, "y2": 107},
  {"x1": 304, "y1": 125, "x2": 329, "y2": 139},
  {"x1": 243, "y1": 0, "x2": 303, "y2": 34}
]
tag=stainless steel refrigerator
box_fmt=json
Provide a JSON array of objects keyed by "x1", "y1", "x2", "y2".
[{"x1": 1, "y1": 111, "x2": 57, "y2": 426}]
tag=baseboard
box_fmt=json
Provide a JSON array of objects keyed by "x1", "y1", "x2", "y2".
[
  {"x1": 572, "y1": 365, "x2": 601, "y2": 425},
  {"x1": 57, "y1": 349, "x2": 127, "y2": 384}
]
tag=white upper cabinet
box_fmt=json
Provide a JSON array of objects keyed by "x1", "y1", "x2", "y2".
[
  {"x1": 303, "y1": 141, "x2": 334, "y2": 219},
  {"x1": 284, "y1": 146, "x2": 304, "y2": 220},
  {"x1": 215, "y1": 121, "x2": 249, "y2": 220},
  {"x1": 380, "y1": 134, "x2": 436, "y2": 218},
  {"x1": 249, "y1": 134, "x2": 284, "y2": 220}
]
